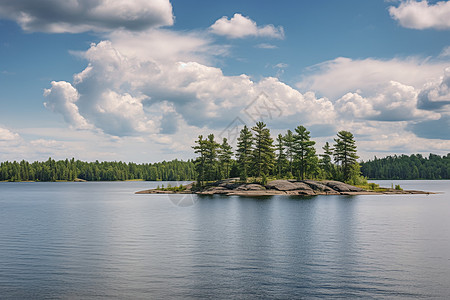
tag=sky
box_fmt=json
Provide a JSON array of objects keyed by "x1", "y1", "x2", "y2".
[{"x1": 0, "y1": 0, "x2": 450, "y2": 163}]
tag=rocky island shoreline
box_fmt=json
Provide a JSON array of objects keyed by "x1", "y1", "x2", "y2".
[{"x1": 136, "y1": 179, "x2": 433, "y2": 196}]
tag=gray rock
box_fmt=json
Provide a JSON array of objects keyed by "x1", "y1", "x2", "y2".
[
  {"x1": 236, "y1": 183, "x2": 265, "y2": 191},
  {"x1": 266, "y1": 180, "x2": 313, "y2": 192},
  {"x1": 266, "y1": 180, "x2": 298, "y2": 191},
  {"x1": 323, "y1": 181, "x2": 365, "y2": 192},
  {"x1": 302, "y1": 180, "x2": 335, "y2": 192},
  {"x1": 199, "y1": 186, "x2": 230, "y2": 195},
  {"x1": 290, "y1": 181, "x2": 314, "y2": 191}
]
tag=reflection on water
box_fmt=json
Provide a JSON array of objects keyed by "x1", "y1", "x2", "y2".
[{"x1": 0, "y1": 181, "x2": 449, "y2": 299}]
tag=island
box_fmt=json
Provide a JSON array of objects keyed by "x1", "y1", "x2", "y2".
[{"x1": 136, "y1": 178, "x2": 433, "y2": 196}]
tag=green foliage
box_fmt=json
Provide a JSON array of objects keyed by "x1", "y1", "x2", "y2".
[
  {"x1": 251, "y1": 122, "x2": 275, "y2": 177},
  {"x1": 361, "y1": 153, "x2": 450, "y2": 179},
  {"x1": 283, "y1": 130, "x2": 295, "y2": 175},
  {"x1": 156, "y1": 184, "x2": 186, "y2": 192},
  {"x1": 261, "y1": 173, "x2": 268, "y2": 186},
  {"x1": 0, "y1": 158, "x2": 195, "y2": 182},
  {"x1": 275, "y1": 133, "x2": 287, "y2": 178},
  {"x1": 319, "y1": 142, "x2": 334, "y2": 179},
  {"x1": 368, "y1": 182, "x2": 378, "y2": 190},
  {"x1": 395, "y1": 184, "x2": 402, "y2": 190},
  {"x1": 193, "y1": 135, "x2": 207, "y2": 185},
  {"x1": 218, "y1": 138, "x2": 233, "y2": 179},
  {"x1": 236, "y1": 125, "x2": 253, "y2": 181},
  {"x1": 292, "y1": 125, "x2": 318, "y2": 180},
  {"x1": 333, "y1": 131, "x2": 359, "y2": 182}
]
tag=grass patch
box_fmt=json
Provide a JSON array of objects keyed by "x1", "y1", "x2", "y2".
[{"x1": 155, "y1": 183, "x2": 186, "y2": 192}]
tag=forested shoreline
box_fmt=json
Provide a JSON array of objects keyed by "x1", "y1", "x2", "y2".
[
  {"x1": 0, "y1": 158, "x2": 195, "y2": 182},
  {"x1": 361, "y1": 154, "x2": 450, "y2": 180}
]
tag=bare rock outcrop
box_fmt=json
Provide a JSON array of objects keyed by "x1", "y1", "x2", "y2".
[{"x1": 136, "y1": 179, "x2": 433, "y2": 196}]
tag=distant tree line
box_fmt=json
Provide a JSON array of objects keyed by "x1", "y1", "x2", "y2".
[
  {"x1": 0, "y1": 158, "x2": 195, "y2": 182},
  {"x1": 360, "y1": 153, "x2": 450, "y2": 179},
  {"x1": 193, "y1": 122, "x2": 362, "y2": 185}
]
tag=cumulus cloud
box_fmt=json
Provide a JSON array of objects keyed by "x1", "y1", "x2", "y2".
[
  {"x1": 0, "y1": 127, "x2": 20, "y2": 141},
  {"x1": 0, "y1": 0, "x2": 173, "y2": 33},
  {"x1": 336, "y1": 92, "x2": 379, "y2": 119},
  {"x1": 43, "y1": 39, "x2": 337, "y2": 138},
  {"x1": 417, "y1": 67, "x2": 450, "y2": 110},
  {"x1": 389, "y1": 0, "x2": 450, "y2": 30},
  {"x1": 297, "y1": 57, "x2": 448, "y2": 100},
  {"x1": 43, "y1": 81, "x2": 92, "y2": 130},
  {"x1": 210, "y1": 13, "x2": 284, "y2": 39},
  {"x1": 42, "y1": 31, "x2": 450, "y2": 154},
  {"x1": 336, "y1": 81, "x2": 439, "y2": 122},
  {"x1": 107, "y1": 29, "x2": 228, "y2": 64}
]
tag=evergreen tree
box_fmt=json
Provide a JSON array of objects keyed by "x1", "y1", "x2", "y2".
[
  {"x1": 284, "y1": 129, "x2": 295, "y2": 176},
  {"x1": 292, "y1": 125, "x2": 317, "y2": 180},
  {"x1": 204, "y1": 134, "x2": 220, "y2": 181},
  {"x1": 319, "y1": 142, "x2": 334, "y2": 179},
  {"x1": 193, "y1": 135, "x2": 207, "y2": 185},
  {"x1": 333, "y1": 130, "x2": 359, "y2": 182},
  {"x1": 218, "y1": 137, "x2": 233, "y2": 179},
  {"x1": 251, "y1": 122, "x2": 275, "y2": 177},
  {"x1": 235, "y1": 125, "x2": 253, "y2": 181},
  {"x1": 275, "y1": 133, "x2": 287, "y2": 178}
]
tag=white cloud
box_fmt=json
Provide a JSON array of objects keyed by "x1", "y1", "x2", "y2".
[
  {"x1": 42, "y1": 31, "x2": 450, "y2": 159},
  {"x1": 43, "y1": 81, "x2": 92, "y2": 130},
  {"x1": 210, "y1": 13, "x2": 284, "y2": 39},
  {"x1": 274, "y1": 63, "x2": 288, "y2": 68},
  {"x1": 0, "y1": 0, "x2": 173, "y2": 33},
  {"x1": 108, "y1": 29, "x2": 228, "y2": 64},
  {"x1": 44, "y1": 38, "x2": 336, "y2": 138},
  {"x1": 297, "y1": 56, "x2": 447, "y2": 100},
  {"x1": 439, "y1": 45, "x2": 450, "y2": 57},
  {"x1": 389, "y1": 0, "x2": 450, "y2": 30},
  {"x1": 255, "y1": 43, "x2": 278, "y2": 49},
  {"x1": 417, "y1": 67, "x2": 450, "y2": 111},
  {"x1": 336, "y1": 81, "x2": 439, "y2": 121},
  {"x1": 336, "y1": 92, "x2": 379, "y2": 119},
  {"x1": 0, "y1": 127, "x2": 20, "y2": 141}
]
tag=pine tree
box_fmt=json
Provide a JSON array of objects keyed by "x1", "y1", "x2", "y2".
[
  {"x1": 235, "y1": 125, "x2": 253, "y2": 181},
  {"x1": 284, "y1": 129, "x2": 295, "y2": 176},
  {"x1": 319, "y1": 142, "x2": 333, "y2": 179},
  {"x1": 251, "y1": 122, "x2": 275, "y2": 177},
  {"x1": 204, "y1": 134, "x2": 220, "y2": 181},
  {"x1": 218, "y1": 138, "x2": 233, "y2": 179},
  {"x1": 193, "y1": 135, "x2": 207, "y2": 185},
  {"x1": 292, "y1": 125, "x2": 317, "y2": 180},
  {"x1": 275, "y1": 133, "x2": 287, "y2": 178},
  {"x1": 333, "y1": 130, "x2": 359, "y2": 182}
]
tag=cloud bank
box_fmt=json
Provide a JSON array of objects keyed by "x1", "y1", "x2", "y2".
[{"x1": 0, "y1": 0, "x2": 173, "y2": 33}]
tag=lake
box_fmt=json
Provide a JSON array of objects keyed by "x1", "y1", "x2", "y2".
[{"x1": 0, "y1": 180, "x2": 449, "y2": 299}]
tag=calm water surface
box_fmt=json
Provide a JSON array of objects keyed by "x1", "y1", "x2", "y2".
[{"x1": 0, "y1": 180, "x2": 449, "y2": 299}]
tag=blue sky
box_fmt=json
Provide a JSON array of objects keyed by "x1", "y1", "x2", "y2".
[{"x1": 0, "y1": 0, "x2": 450, "y2": 163}]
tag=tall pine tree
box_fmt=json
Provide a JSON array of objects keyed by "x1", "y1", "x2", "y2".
[
  {"x1": 275, "y1": 133, "x2": 287, "y2": 178},
  {"x1": 251, "y1": 122, "x2": 275, "y2": 177},
  {"x1": 319, "y1": 142, "x2": 333, "y2": 179},
  {"x1": 193, "y1": 135, "x2": 207, "y2": 185},
  {"x1": 204, "y1": 134, "x2": 220, "y2": 181},
  {"x1": 284, "y1": 129, "x2": 295, "y2": 176},
  {"x1": 218, "y1": 138, "x2": 233, "y2": 179},
  {"x1": 333, "y1": 131, "x2": 359, "y2": 182},
  {"x1": 235, "y1": 125, "x2": 253, "y2": 181},
  {"x1": 293, "y1": 125, "x2": 317, "y2": 180}
]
